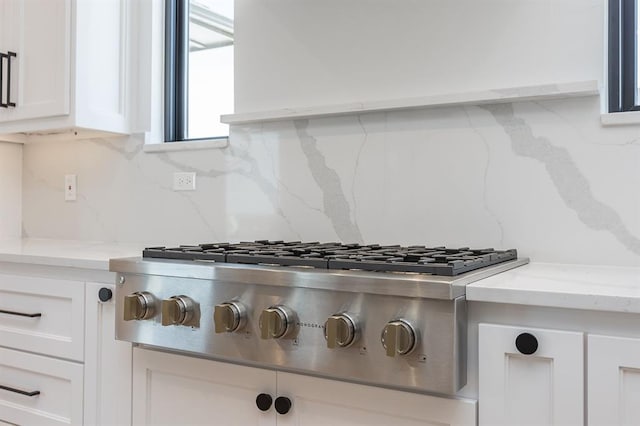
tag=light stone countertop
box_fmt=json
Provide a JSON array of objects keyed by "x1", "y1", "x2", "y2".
[
  {"x1": 0, "y1": 239, "x2": 639, "y2": 314},
  {"x1": 466, "y1": 262, "x2": 640, "y2": 314},
  {"x1": 0, "y1": 238, "x2": 147, "y2": 270}
]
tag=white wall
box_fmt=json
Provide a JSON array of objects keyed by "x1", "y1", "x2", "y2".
[
  {"x1": 0, "y1": 142, "x2": 22, "y2": 238},
  {"x1": 235, "y1": 0, "x2": 603, "y2": 112}
]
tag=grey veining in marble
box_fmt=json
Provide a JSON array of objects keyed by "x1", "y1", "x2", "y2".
[
  {"x1": 484, "y1": 103, "x2": 640, "y2": 256},
  {"x1": 225, "y1": 133, "x2": 302, "y2": 240},
  {"x1": 294, "y1": 119, "x2": 363, "y2": 243},
  {"x1": 462, "y1": 107, "x2": 505, "y2": 246},
  {"x1": 89, "y1": 137, "x2": 145, "y2": 161}
]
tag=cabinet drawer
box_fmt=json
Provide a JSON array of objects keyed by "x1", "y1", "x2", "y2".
[
  {"x1": 0, "y1": 346, "x2": 83, "y2": 426},
  {"x1": 0, "y1": 274, "x2": 84, "y2": 361}
]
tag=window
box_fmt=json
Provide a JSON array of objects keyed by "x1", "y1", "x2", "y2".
[
  {"x1": 609, "y1": 0, "x2": 640, "y2": 112},
  {"x1": 165, "y1": 0, "x2": 234, "y2": 142}
]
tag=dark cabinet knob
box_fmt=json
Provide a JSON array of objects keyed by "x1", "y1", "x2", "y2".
[
  {"x1": 515, "y1": 332, "x2": 538, "y2": 355},
  {"x1": 98, "y1": 288, "x2": 113, "y2": 302},
  {"x1": 274, "y1": 396, "x2": 292, "y2": 415},
  {"x1": 256, "y1": 393, "x2": 273, "y2": 411}
]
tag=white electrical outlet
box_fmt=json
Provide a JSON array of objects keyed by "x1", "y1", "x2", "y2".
[
  {"x1": 173, "y1": 172, "x2": 196, "y2": 191},
  {"x1": 65, "y1": 174, "x2": 77, "y2": 201}
]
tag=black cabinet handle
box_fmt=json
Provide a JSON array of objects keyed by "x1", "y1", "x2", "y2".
[
  {"x1": 274, "y1": 396, "x2": 292, "y2": 415},
  {"x1": 0, "y1": 52, "x2": 5, "y2": 108},
  {"x1": 256, "y1": 393, "x2": 273, "y2": 411},
  {"x1": 0, "y1": 309, "x2": 42, "y2": 318},
  {"x1": 0, "y1": 384, "x2": 40, "y2": 397},
  {"x1": 515, "y1": 332, "x2": 538, "y2": 355},
  {"x1": 6, "y1": 51, "x2": 15, "y2": 107},
  {"x1": 98, "y1": 287, "x2": 113, "y2": 302}
]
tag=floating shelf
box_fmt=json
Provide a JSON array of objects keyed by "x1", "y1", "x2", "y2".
[{"x1": 221, "y1": 80, "x2": 599, "y2": 125}]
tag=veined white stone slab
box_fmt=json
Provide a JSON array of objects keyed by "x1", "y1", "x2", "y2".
[
  {"x1": 0, "y1": 238, "x2": 146, "y2": 270},
  {"x1": 467, "y1": 263, "x2": 640, "y2": 313},
  {"x1": 222, "y1": 81, "x2": 599, "y2": 125}
]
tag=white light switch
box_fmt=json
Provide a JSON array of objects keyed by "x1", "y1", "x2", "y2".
[{"x1": 65, "y1": 174, "x2": 77, "y2": 201}]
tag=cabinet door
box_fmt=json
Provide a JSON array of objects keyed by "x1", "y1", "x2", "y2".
[
  {"x1": 0, "y1": 2, "x2": 8, "y2": 52},
  {"x1": 132, "y1": 348, "x2": 276, "y2": 426},
  {"x1": 74, "y1": 0, "x2": 129, "y2": 133},
  {"x1": 588, "y1": 334, "x2": 640, "y2": 426},
  {"x1": 478, "y1": 323, "x2": 583, "y2": 426},
  {"x1": 0, "y1": 1, "x2": 9, "y2": 108},
  {"x1": 276, "y1": 372, "x2": 476, "y2": 426},
  {"x1": 84, "y1": 283, "x2": 132, "y2": 426},
  {"x1": 0, "y1": 0, "x2": 70, "y2": 123}
]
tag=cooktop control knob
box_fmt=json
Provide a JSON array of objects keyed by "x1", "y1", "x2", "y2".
[
  {"x1": 214, "y1": 301, "x2": 247, "y2": 333},
  {"x1": 124, "y1": 292, "x2": 155, "y2": 321},
  {"x1": 161, "y1": 295, "x2": 196, "y2": 326},
  {"x1": 324, "y1": 313, "x2": 358, "y2": 348},
  {"x1": 381, "y1": 319, "x2": 417, "y2": 357},
  {"x1": 259, "y1": 306, "x2": 298, "y2": 339}
]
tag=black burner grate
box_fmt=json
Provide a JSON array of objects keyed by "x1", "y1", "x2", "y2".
[{"x1": 142, "y1": 241, "x2": 518, "y2": 276}]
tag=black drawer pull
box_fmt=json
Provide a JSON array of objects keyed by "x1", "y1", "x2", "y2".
[
  {"x1": 0, "y1": 52, "x2": 6, "y2": 108},
  {"x1": 0, "y1": 384, "x2": 40, "y2": 397},
  {"x1": 6, "y1": 51, "x2": 15, "y2": 107},
  {"x1": 0, "y1": 309, "x2": 42, "y2": 318}
]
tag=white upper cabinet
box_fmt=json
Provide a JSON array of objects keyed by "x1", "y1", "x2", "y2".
[
  {"x1": 0, "y1": 0, "x2": 131, "y2": 142},
  {"x1": 0, "y1": 0, "x2": 70, "y2": 124}
]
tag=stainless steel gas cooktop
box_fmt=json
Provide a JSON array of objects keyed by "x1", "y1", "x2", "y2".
[{"x1": 110, "y1": 240, "x2": 528, "y2": 395}]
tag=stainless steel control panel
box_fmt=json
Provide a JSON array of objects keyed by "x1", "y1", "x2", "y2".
[{"x1": 115, "y1": 271, "x2": 467, "y2": 395}]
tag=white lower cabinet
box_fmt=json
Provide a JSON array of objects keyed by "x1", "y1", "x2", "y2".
[
  {"x1": 276, "y1": 371, "x2": 476, "y2": 426},
  {"x1": 0, "y1": 269, "x2": 133, "y2": 426},
  {"x1": 133, "y1": 348, "x2": 476, "y2": 426},
  {"x1": 133, "y1": 348, "x2": 276, "y2": 425},
  {"x1": 0, "y1": 271, "x2": 84, "y2": 426},
  {"x1": 588, "y1": 334, "x2": 640, "y2": 426},
  {"x1": 84, "y1": 282, "x2": 132, "y2": 426},
  {"x1": 478, "y1": 323, "x2": 584, "y2": 426},
  {"x1": 0, "y1": 346, "x2": 83, "y2": 425}
]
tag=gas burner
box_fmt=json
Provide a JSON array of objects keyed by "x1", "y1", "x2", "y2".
[{"x1": 142, "y1": 241, "x2": 518, "y2": 276}]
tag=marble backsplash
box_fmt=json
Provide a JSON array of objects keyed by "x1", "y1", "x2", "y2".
[
  {"x1": 0, "y1": 142, "x2": 22, "y2": 238},
  {"x1": 22, "y1": 96, "x2": 640, "y2": 266}
]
